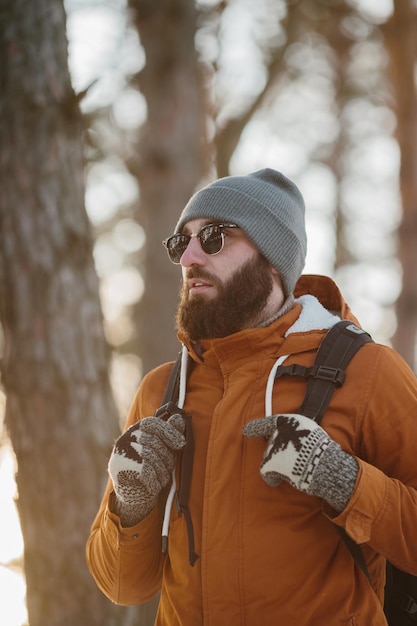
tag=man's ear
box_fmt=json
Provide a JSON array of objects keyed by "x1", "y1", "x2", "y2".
[{"x1": 269, "y1": 265, "x2": 285, "y2": 293}]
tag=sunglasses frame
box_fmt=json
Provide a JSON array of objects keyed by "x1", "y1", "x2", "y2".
[{"x1": 163, "y1": 223, "x2": 238, "y2": 264}]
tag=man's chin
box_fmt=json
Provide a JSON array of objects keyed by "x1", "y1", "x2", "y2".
[
  {"x1": 177, "y1": 254, "x2": 273, "y2": 341},
  {"x1": 188, "y1": 290, "x2": 216, "y2": 302}
]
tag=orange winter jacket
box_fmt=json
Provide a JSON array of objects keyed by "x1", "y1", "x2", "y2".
[{"x1": 86, "y1": 275, "x2": 417, "y2": 625}]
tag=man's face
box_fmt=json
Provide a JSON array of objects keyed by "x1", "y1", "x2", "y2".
[{"x1": 175, "y1": 219, "x2": 282, "y2": 341}]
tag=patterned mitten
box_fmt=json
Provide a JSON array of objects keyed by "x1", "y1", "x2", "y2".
[
  {"x1": 108, "y1": 414, "x2": 185, "y2": 526},
  {"x1": 243, "y1": 413, "x2": 358, "y2": 512}
]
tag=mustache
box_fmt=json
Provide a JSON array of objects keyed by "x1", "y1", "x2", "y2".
[{"x1": 183, "y1": 267, "x2": 222, "y2": 287}]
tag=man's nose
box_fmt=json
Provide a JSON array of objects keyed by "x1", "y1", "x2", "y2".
[{"x1": 180, "y1": 235, "x2": 206, "y2": 267}]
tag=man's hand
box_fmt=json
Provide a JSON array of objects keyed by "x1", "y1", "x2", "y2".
[
  {"x1": 243, "y1": 413, "x2": 358, "y2": 512},
  {"x1": 108, "y1": 414, "x2": 186, "y2": 523}
]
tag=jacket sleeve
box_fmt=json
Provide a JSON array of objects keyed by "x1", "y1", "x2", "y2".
[
  {"x1": 86, "y1": 485, "x2": 165, "y2": 605},
  {"x1": 327, "y1": 345, "x2": 417, "y2": 575},
  {"x1": 86, "y1": 363, "x2": 173, "y2": 605}
]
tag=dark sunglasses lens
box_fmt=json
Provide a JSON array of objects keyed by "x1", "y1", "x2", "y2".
[
  {"x1": 167, "y1": 234, "x2": 190, "y2": 263},
  {"x1": 200, "y1": 225, "x2": 223, "y2": 255}
]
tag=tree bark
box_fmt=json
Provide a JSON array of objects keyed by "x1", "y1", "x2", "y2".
[
  {"x1": 128, "y1": 0, "x2": 209, "y2": 375},
  {"x1": 0, "y1": 1, "x2": 137, "y2": 624},
  {"x1": 383, "y1": 0, "x2": 417, "y2": 369}
]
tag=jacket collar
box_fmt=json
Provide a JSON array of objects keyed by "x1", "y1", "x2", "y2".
[{"x1": 285, "y1": 294, "x2": 340, "y2": 336}]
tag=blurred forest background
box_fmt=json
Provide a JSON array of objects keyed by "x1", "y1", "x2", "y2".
[{"x1": 1, "y1": 0, "x2": 417, "y2": 624}]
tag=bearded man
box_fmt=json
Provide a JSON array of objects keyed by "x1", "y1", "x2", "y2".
[{"x1": 87, "y1": 169, "x2": 417, "y2": 626}]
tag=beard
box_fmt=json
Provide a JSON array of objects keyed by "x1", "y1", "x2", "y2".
[{"x1": 176, "y1": 254, "x2": 274, "y2": 342}]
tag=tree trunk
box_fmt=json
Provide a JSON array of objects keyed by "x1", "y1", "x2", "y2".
[
  {"x1": 383, "y1": 0, "x2": 417, "y2": 370},
  {"x1": 128, "y1": 0, "x2": 209, "y2": 375},
  {"x1": 0, "y1": 1, "x2": 139, "y2": 624}
]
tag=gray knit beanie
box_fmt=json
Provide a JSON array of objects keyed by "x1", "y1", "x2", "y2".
[{"x1": 175, "y1": 168, "x2": 307, "y2": 296}]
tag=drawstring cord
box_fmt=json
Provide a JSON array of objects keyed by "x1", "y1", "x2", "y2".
[
  {"x1": 160, "y1": 350, "x2": 290, "y2": 563},
  {"x1": 265, "y1": 355, "x2": 289, "y2": 416},
  {"x1": 161, "y1": 345, "x2": 189, "y2": 552}
]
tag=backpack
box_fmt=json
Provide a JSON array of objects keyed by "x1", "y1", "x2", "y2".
[
  {"x1": 273, "y1": 320, "x2": 417, "y2": 626},
  {"x1": 159, "y1": 320, "x2": 417, "y2": 623}
]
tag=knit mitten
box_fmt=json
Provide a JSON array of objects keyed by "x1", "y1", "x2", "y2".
[
  {"x1": 108, "y1": 414, "x2": 185, "y2": 526},
  {"x1": 243, "y1": 413, "x2": 358, "y2": 512}
]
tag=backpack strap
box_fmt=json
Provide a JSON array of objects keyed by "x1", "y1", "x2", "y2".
[
  {"x1": 298, "y1": 320, "x2": 373, "y2": 423},
  {"x1": 154, "y1": 352, "x2": 199, "y2": 566},
  {"x1": 275, "y1": 320, "x2": 374, "y2": 582},
  {"x1": 385, "y1": 563, "x2": 417, "y2": 624},
  {"x1": 335, "y1": 526, "x2": 371, "y2": 583},
  {"x1": 162, "y1": 352, "x2": 182, "y2": 403},
  {"x1": 298, "y1": 321, "x2": 374, "y2": 580}
]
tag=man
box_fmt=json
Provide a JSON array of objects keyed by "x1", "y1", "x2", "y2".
[{"x1": 86, "y1": 169, "x2": 417, "y2": 625}]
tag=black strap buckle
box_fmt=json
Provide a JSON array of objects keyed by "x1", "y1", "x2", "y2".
[
  {"x1": 154, "y1": 401, "x2": 184, "y2": 421},
  {"x1": 275, "y1": 363, "x2": 309, "y2": 379},
  {"x1": 313, "y1": 365, "x2": 346, "y2": 387},
  {"x1": 400, "y1": 593, "x2": 417, "y2": 617}
]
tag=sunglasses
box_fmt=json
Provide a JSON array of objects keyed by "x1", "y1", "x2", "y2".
[{"x1": 163, "y1": 223, "x2": 239, "y2": 264}]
